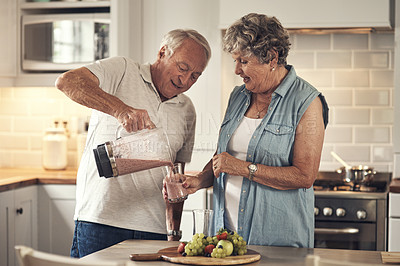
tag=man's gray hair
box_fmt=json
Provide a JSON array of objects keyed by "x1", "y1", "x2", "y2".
[{"x1": 160, "y1": 29, "x2": 211, "y2": 65}]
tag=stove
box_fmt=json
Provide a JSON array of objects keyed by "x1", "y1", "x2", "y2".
[{"x1": 313, "y1": 172, "x2": 391, "y2": 251}]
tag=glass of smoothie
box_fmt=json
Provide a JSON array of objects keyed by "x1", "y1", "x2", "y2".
[{"x1": 165, "y1": 163, "x2": 188, "y2": 203}]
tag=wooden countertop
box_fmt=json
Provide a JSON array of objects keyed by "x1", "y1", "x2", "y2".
[
  {"x1": 0, "y1": 168, "x2": 77, "y2": 192},
  {"x1": 81, "y1": 239, "x2": 387, "y2": 265},
  {"x1": 390, "y1": 178, "x2": 400, "y2": 193}
]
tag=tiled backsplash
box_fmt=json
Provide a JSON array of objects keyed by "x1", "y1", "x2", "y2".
[
  {"x1": 292, "y1": 32, "x2": 394, "y2": 172},
  {"x1": 0, "y1": 86, "x2": 91, "y2": 168},
  {"x1": 0, "y1": 32, "x2": 395, "y2": 173},
  {"x1": 222, "y1": 32, "x2": 394, "y2": 173}
]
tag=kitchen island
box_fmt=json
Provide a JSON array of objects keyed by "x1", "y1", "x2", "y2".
[{"x1": 81, "y1": 239, "x2": 388, "y2": 265}]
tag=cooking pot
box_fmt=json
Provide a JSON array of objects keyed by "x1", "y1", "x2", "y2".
[{"x1": 336, "y1": 165, "x2": 376, "y2": 185}]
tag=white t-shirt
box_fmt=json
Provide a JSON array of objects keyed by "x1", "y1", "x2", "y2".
[
  {"x1": 74, "y1": 57, "x2": 196, "y2": 234},
  {"x1": 224, "y1": 116, "x2": 261, "y2": 232}
]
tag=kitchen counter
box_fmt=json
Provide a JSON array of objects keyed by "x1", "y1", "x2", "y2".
[
  {"x1": 0, "y1": 168, "x2": 77, "y2": 192},
  {"x1": 81, "y1": 240, "x2": 387, "y2": 265},
  {"x1": 390, "y1": 178, "x2": 400, "y2": 193}
]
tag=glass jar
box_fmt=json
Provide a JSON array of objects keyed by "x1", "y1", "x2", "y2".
[{"x1": 42, "y1": 127, "x2": 68, "y2": 170}]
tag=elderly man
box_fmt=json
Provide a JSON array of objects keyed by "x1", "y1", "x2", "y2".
[{"x1": 55, "y1": 29, "x2": 211, "y2": 258}]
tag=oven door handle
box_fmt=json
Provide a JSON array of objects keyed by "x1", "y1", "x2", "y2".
[{"x1": 315, "y1": 227, "x2": 359, "y2": 235}]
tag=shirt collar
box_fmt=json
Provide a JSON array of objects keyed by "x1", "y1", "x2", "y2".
[
  {"x1": 139, "y1": 63, "x2": 184, "y2": 104},
  {"x1": 242, "y1": 65, "x2": 296, "y2": 98}
]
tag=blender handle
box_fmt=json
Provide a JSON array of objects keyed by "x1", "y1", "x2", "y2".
[
  {"x1": 116, "y1": 125, "x2": 157, "y2": 139},
  {"x1": 116, "y1": 125, "x2": 124, "y2": 139}
]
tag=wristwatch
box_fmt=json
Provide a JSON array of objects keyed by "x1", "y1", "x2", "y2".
[
  {"x1": 167, "y1": 229, "x2": 182, "y2": 237},
  {"x1": 248, "y1": 163, "x2": 258, "y2": 181}
]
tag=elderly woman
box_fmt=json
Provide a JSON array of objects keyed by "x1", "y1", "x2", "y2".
[{"x1": 181, "y1": 13, "x2": 328, "y2": 248}]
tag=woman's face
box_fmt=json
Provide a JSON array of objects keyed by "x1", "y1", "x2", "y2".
[{"x1": 231, "y1": 52, "x2": 274, "y2": 93}]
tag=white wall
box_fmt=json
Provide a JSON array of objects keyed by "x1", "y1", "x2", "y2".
[{"x1": 141, "y1": 0, "x2": 222, "y2": 171}]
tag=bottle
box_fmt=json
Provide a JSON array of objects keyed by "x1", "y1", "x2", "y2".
[
  {"x1": 76, "y1": 122, "x2": 88, "y2": 166},
  {"x1": 42, "y1": 122, "x2": 68, "y2": 170}
]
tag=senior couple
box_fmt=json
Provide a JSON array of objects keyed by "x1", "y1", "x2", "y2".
[{"x1": 56, "y1": 13, "x2": 329, "y2": 258}]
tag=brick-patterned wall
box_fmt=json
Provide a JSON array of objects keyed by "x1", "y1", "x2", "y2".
[
  {"x1": 0, "y1": 87, "x2": 91, "y2": 168},
  {"x1": 289, "y1": 33, "x2": 394, "y2": 172},
  {"x1": 222, "y1": 32, "x2": 394, "y2": 172}
]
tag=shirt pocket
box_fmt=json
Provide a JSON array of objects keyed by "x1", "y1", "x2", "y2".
[{"x1": 259, "y1": 123, "x2": 294, "y2": 156}]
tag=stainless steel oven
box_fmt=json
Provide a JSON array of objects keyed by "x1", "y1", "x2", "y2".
[{"x1": 313, "y1": 173, "x2": 390, "y2": 251}]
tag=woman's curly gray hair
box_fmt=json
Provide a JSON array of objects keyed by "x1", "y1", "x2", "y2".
[{"x1": 223, "y1": 13, "x2": 291, "y2": 65}]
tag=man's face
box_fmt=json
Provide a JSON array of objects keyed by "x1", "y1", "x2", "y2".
[{"x1": 154, "y1": 39, "x2": 208, "y2": 100}]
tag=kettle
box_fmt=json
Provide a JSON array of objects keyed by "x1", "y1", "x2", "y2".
[{"x1": 93, "y1": 127, "x2": 173, "y2": 178}]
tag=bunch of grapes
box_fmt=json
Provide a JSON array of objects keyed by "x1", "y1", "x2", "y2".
[
  {"x1": 183, "y1": 233, "x2": 207, "y2": 256},
  {"x1": 180, "y1": 228, "x2": 248, "y2": 257},
  {"x1": 227, "y1": 231, "x2": 247, "y2": 255},
  {"x1": 210, "y1": 245, "x2": 228, "y2": 258}
]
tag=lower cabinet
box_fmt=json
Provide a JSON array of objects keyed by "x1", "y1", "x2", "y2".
[
  {"x1": 38, "y1": 184, "x2": 76, "y2": 256},
  {"x1": 389, "y1": 193, "x2": 400, "y2": 251},
  {"x1": 0, "y1": 184, "x2": 76, "y2": 266},
  {"x1": 0, "y1": 186, "x2": 38, "y2": 266}
]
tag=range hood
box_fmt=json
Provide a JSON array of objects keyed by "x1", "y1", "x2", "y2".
[
  {"x1": 219, "y1": 0, "x2": 394, "y2": 31},
  {"x1": 287, "y1": 27, "x2": 394, "y2": 35}
]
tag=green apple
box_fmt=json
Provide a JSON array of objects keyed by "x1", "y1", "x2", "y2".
[{"x1": 217, "y1": 240, "x2": 233, "y2": 256}]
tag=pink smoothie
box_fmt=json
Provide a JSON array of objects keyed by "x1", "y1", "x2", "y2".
[
  {"x1": 115, "y1": 158, "x2": 173, "y2": 176},
  {"x1": 166, "y1": 182, "x2": 188, "y2": 203}
]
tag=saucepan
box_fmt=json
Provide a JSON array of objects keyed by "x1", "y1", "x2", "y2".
[
  {"x1": 336, "y1": 165, "x2": 376, "y2": 185},
  {"x1": 331, "y1": 151, "x2": 376, "y2": 185}
]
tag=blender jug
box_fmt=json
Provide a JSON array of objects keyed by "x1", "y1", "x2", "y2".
[{"x1": 93, "y1": 127, "x2": 173, "y2": 178}]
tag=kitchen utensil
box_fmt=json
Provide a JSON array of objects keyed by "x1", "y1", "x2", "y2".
[
  {"x1": 336, "y1": 165, "x2": 376, "y2": 185},
  {"x1": 381, "y1": 252, "x2": 400, "y2": 264},
  {"x1": 165, "y1": 163, "x2": 188, "y2": 203},
  {"x1": 330, "y1": 151, "x2": 351, "y2": 169},
  {"x1": 130, "y1": 247, "x2": 261, "y2": 265},
  {"x1": 93, "y1": 127, "x2": 173, "y2": 178},
  {"x1": 192, "y1": 209, "x2": 213, "y2": 236}
]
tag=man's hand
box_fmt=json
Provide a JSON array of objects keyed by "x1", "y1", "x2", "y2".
[{"x1": 115, "y1": 106, "x2": 156, "y2": 132}]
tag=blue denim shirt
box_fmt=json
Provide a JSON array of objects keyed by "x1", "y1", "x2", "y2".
[{"x1": 212, "y1": 66, "x2": 329, "y2": 248}]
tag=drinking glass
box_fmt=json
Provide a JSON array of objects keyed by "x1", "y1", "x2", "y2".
[
  {"x1": 192, "y1": 209, "x2": 214, "y2": 236},
  {"x1": 165, "y1": 163, "x2": 188, "y2": 203}
]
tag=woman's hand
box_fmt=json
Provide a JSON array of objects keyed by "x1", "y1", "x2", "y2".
[
  {"x1": 212, "y1": 152, "x2": 244, "y2": 177},
  {"x1": 181, "y1": 175, "x2": 202, "y2": 195}
]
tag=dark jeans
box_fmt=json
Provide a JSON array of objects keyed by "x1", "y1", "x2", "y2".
[{"x1": 71, "y1": 220, "x2": 167, "y2": 258}]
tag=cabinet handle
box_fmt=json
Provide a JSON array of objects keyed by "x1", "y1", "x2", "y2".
[{"x1": 16, "y1": 208, "x2": 23, "y2": 215}]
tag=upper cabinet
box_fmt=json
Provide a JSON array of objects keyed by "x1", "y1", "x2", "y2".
[
  {"x1": 0, "y1": 0, "x2": 17, "y2": 86},
  {"x1": 11, "y1": 0, "x2": 111, "y2": 87},
  {"x1": 219, "y1": 0, "x2": 394, "y2": 29}
]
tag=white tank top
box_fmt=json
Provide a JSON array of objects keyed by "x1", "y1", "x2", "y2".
[{"x1": 224, "y1": 116, "x2": 262, "y2": 231}]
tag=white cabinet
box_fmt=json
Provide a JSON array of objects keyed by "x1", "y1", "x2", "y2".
[
  {"x1": 219, "y1": 0, "x2": 393, "y2": 29},
  {"x1": 0, "y1": 186, "x2": 38, "y2": 266},
  {"x1": 0, "y1": 190, "x2": 15, "y2": 266},
  {"x1": 38, "y1": 184, "x2": 76, "y2": 256},
  {"x1": 389, "y1": 193, "x2": 400, "y2": 251},
  {"x1": 0, "y1": 0, "x2": 17, "y2": 85}
]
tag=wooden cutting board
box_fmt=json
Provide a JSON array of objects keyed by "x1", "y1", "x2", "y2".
[
  {"x1": 130, "y1": 246, "x2": 261, "y2": 265},
  {"x1": 381, "y1": 252, "x2": 400, "y2": 264}
]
